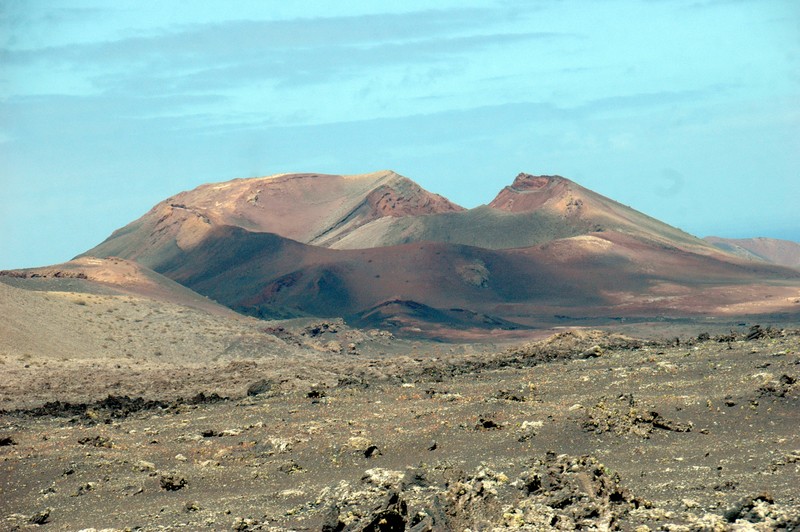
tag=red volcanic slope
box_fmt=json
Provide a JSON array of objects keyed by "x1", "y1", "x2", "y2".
[
  {"x1": 489, "y1": 174, "x2": 572, "y2": 212},
  {"x1": 76, "y1": 170, "x2": 800, "y2": 334}
]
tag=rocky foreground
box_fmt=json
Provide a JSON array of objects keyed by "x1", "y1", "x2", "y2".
[{"x1": 1, "y1": 328, "x2": 799, "y2": 530}]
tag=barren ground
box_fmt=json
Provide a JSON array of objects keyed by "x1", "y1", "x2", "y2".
[{"x1": 2, "y1": 324, "x2": 798, "y2": 530}]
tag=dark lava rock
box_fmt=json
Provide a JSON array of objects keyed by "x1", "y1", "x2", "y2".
[
  {"x1": 0, "y1": 436, "x2": 16, "y2": 446},
  {"x1": 159, "y1": 473, "x2": 187, "y2": 491},
  {"x1": 758, "y1": 374, "x2": 797, "y2": 398},
  {"x1": 359, "y1": 491, "x2": 408, "y2": 531},
  {"x1": 78, "y1": 435, "x2": 113, "y2": 448},
  {"x1": 494, "y1": 389, "x2": 526, "y2": 402},
  {"x1": 186, "y1": 392, "x2": 226, "y2": 405},
  {"x1": 95, "y1": 395, "x2": 170, "y2": 418},
  {"x1": 321, "y1": 504, "x2": 345, "y2": 532},
  {"x1": 724, "y1": 492, "x2": 774, "y2": 522},
  {"x1": 364, "y1": 445, "x2": 382, "y2": 458},
  {"x1": 476, "y1": 417, "x2": 501, "y2": 430},
  {"x1": 747, "y1": 325, "x2": 766, "y2": 341},
  {"x1": 28, "y1": 508, "x2": 51, "y2": 525},
  {"x1": 278, "y1": 460, "x2": 304, "y2": 474},
  {"x1": 246, "y1": 379, "x2": 272, "y2": 397},
  {"x1": 303, "y1": 321, "x2": 340, "y2": 337}
]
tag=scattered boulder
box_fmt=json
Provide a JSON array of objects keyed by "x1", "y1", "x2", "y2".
[
  {"x1": 278, "y1": 460, "x2": 304, "y2": 475},
  {"x1": 246, "y1": 379, "x2": 272, "y2": 397},
  {"x1": 362, "y1": 468, "x2": 405, "y2": 489},
  {"x1": 493, "y1": 389, "x2": 526, "y2": 402},
  {"x1": 303, "y1": 320, "x2": 341, "y2": 337},
  {"x1": 232, "y1": 516, "x2": 261, "y2": 530},
  {"x1": 346, "y1": 436, "x2": 376, "y2": 456},
  {"x1": 717, "y1": 491, "x2": 800, "y2": 528},
  {"x1": 358, "y1": 490, "x2": 408, "y2": 531},
  {"x1": 476, "y1": 417, "x2": 502, "y2": 430},
  {"x1": 583, "y1": 394, "x2": 691, "y2": 438},
  {"x1": 72, "y1": 483, "x2": 95, "y2": 497},
  {"x1": 317, "y1": 454, "x2": 645, "y2": 531},
  {"x1": 364, "y1": 445, "x2": 382, "y2": 458},
  {"x1": 28, "y1": 508, "x2": 51, "y2": 525},
  {"x1": 184, "y1": 501, "x2": 201, "y2": 513},
  {"x1": 758, "y1": 374, "x2": 797, "y2": 398},
  {"x1": 159, "y1": 472, "x2": 187, "y2": 491},
  {"x1": 78, "y1": 435, "x2": 113, "y2": 448},
  {"x1": 579, "y1": 345, "x2": 603, "y2": 358},
  {"x1": 134, "y1": 460, "x2": 156, "y2": 472},
  {"x1": 746, "y1": 325, "x2": 766, "y2": 341}
]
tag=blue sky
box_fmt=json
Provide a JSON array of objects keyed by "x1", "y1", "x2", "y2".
[{"x1": 1, "y1": 0, "x2": 798, "y2": 269}]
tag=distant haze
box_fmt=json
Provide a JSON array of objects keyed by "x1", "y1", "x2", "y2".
[{"x1": 1, "y1": 0, "x2": 798, "y2": 269}]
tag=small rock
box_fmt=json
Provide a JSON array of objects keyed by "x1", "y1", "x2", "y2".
[
  {"x1": 362, "y1": 468, "x2": 404, "y2": 488},
  {"x1": 278, "y1": 488, "x2": 306, "y2": 498},
  {"x1": 246, "y1": 379, "x2": 272, "y2": 397},
  {"x1": 476, "y1": 417, "x2": 501, "y2": 430},
  {"x1": 580, "y1": 345, "x2": 603, "y2": 358},
  {"x1": 0, "y1": 436, "x2": 16, "y2": 446},
  {"x1": 29, "y1": 508, "x2": 51, "y2": 525},
  {"x1": 78, "y1": 435, "x2": 113, "y2": 448},
  {"x1": 232, "y1": 517, "x2": 259, "y2": 530},
  {"x1": 278, "y1": 460, "x2": 304, "y2": 474},
  {"x1": 134, "y1": 460, "x2": 156, "y2": 472},
  {"x1": 72, "y1": 483, "x2": 95, "y2": 497},
  {"x1": 307, "y1": 389, "x2": 326, "y2": 399},
  {"x1": 175, "y1": 454, "x2": 188, "y2": 462},
  {"x1": 346, "y1": 436, "x2": 373, "y2": 453},
  {"x1": 159, "y1": 473, "x2": 187, "y2": 491},
  {"x1": 682, "y1": 498, "x2": 700, "y2": 508},
  {"x1": 723, "y1": 492, "x2": 774, "y2": 522}
]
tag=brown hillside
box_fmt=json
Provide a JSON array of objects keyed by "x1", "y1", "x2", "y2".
[
  {"x1": 74, "y1": 170, "x2": 800, "y2": 335},
  {"x1": 705, "y1": 236, "x2": 800, "y2": 270},
  {"x1": 118, "y1": 224, "x2": 800, "y2": 336},
  {"x1": 332, "y1": 173, "x2": 724, "y2": 256},
  {"x1": 0, "y1": 256, "x2": 236, "y2": 318}
]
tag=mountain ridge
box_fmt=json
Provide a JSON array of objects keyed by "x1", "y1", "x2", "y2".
[{"x1": 70, "y1": 170, "x2": 800, "y2": 336}]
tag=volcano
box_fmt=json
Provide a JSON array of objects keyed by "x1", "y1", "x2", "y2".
[{"x1": 75, "y1": 171, "x2": 800, "y2": 336}]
